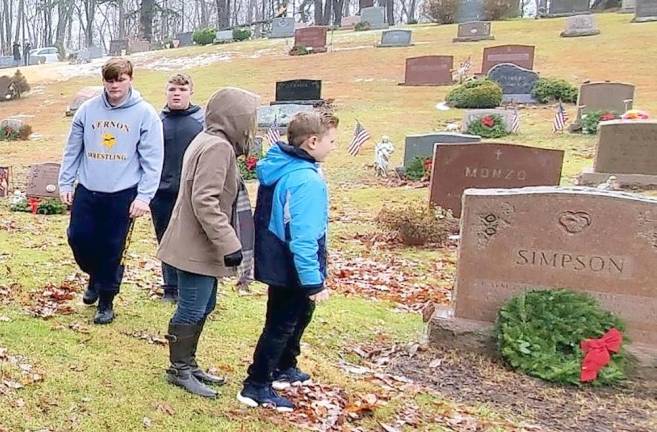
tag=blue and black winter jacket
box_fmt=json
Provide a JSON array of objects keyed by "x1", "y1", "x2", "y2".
[
  {"x1": 254, "y1": 143, "x2": 328, "y2": 295},
  {"x1": 157, "y1": 104, "x2": 204, "y2": 195}
]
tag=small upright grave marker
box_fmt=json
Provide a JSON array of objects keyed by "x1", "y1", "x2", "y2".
[
  {"x1": 273, "y1": 79, "x2": 322, "y2": 105},
  {"x1": 633, "y1": 0, "x2": 657, "y2": 21},
  {"x1": 377, "y1": 30, "x2": 412, "y2": 47},
  {"x1": 487, "y1": 63, "x2": 539, "y2": 103},
  {"x1": 26, "y1": 163, "x2": 60, "y2": 198},
  {"x1": 401, "y1": 56, "x2": 453, "y2": 86},
  {"x1": 403, "y1": 133, "x2": 481, "y2": 168},
  {"x1": 481, "y1": 45, "x2": 535, "y2": 74},
  {"x1": 270, "y1": 17, "x2": 296, "y2": 38},
  {"x1": 453, "y1": 21, "x2": 495, "y2": 42},
  {"x1": 560, "y1": 15, "x2": 600, "y2": 37},
  {"x1": 293, "y1": 27, "x2": 328, "y2": 53},
  {"x1": 360, "y1": 7, "x2": 388, "y2": 29}
]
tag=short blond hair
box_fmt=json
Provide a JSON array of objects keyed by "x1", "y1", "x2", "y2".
[
  {"x1": 102, "y1": 58, "x2": 133, "y2": 81},
  {"x1": 167, "y1": 73, "x2": 194, "y2": 89},
  {"x1": 287, "y1": 111, "x2": 339, "y2": 147}
]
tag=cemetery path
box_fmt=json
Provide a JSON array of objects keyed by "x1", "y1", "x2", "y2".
[{"x1": 388, "y1": 346, "x2": 657, "y2": 432}]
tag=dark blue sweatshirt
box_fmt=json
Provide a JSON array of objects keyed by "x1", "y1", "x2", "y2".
[{"x1": 157, "y1": 104, "x2": 204, "y2": 195}]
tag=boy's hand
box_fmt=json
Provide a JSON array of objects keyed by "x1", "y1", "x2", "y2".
[
  {"x1": 60, "y1": 191, "x2": 73, "y2": 205},
  {"x1": 129, "y1": 199, "x2": 150, "y2": 218},
  {"x1": 310, "y1": 289, "x2": 330, "y2": 303}
]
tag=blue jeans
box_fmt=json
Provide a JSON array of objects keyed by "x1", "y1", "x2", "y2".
[
  {"x1": 171, "y1": 269, "x2": 217, "y2": 325},
  {"x1": 150, "y1": 192, "x2": 178, "y2": 293}
]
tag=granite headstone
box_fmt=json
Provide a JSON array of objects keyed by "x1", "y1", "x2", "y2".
[
  {"x1": 481, "y1": 45, "x2": 535, "y2": 74},
  {"x1": 560, "y1": 14, "x2": 600, "y2": 37},
  {"x1": 402, "y1": 55, "x2": 453, "y2": 86},
  {"x1": 633, "y1": 0, "x2": 657, "y2": 21},
  {"x1": 270, "y1": 17, "x2": 296, "y2": 38},
  {"x1": 360, "y1": 7, "x2": 388, "y2": 29},
  {"x1": 378, "y1": 30, "x2": 412, "y2": 47},
  {"x1": 453, "y1": 21, "x2": 495, "y2": 42},
  {"x1": 403, "y1": 133, "x2": 481, "y2": 168},
  {"x1": 487, "y1": 63, "x2": 539, "y2": 103},
  {"x1": 429, "y1": 143, "x2": 563, "y2": 216},
  {"x1": 26, "y1": 163, "x2": 60, "y2": 198}
]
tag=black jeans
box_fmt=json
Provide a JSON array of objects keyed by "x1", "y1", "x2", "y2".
[
  {"x1": 67, "y1": 184, "x2": 136, "y2": 294},
  {"x1": 150, "y1": 191, "x2": 178, "y2": 292},
  {"x1": 246, "y1": 285, "x2": 316, "y2": 386}
]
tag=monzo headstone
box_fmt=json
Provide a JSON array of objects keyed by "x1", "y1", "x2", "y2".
[
  {"x1": 403, "y1": 133, "x2": 481, "y2": 168},
  {"x1": 453, "y1": 21, "x2": 495, "y2": 42},
  {"x1": 560, "y1": 14, "x2": 600, "y2": 37},
  {"x1": 546, "y1": 0, "x2": 591, "y2": 16},
  {"x1": 274, "y1": 79, "x2": 322, "y2": 105},
  {"x1": 428, "y1": 143, "x2": 563, "y2": 217},
  {"x1": 572, "y1": 81, "x2": 635, "y2": 130},
  {"x1": 633, "y1": 0, "x2": 657, "y2": 22},
  {"x1": 481, "y1": 45, "x2": 535, "y2": 74},
  {"x1": 449, "y1": 186, "x2": 657, "y2": 346},
  {"x1": 26, "y1": 163, "x2": 61, "y2": 198},
  {"x1": 270, "y1": 17, "x2": 296, "y2": 38},
  {"x1": 378, "y1": 30, "x2": 412, "y2": 47},
  {"x1": 402, "y1": 55, "x2": 453, "y2": 86},
  {"x1": 578, "y1": 120, "x2": 657, "y2": 186},
  {"x1": 360, "y1": 7, "x2": 388, "y2": 29},
  {"x1": 293, "y1": 27, "x2": 328, "y2": 52},
  {"x1": 487, "y1": 63, "x2": 539, "y2": 103}
]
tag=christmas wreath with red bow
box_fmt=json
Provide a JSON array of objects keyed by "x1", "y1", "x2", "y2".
[{"x1": 496, "y1": 289, "x2": 627, "y2": 386}]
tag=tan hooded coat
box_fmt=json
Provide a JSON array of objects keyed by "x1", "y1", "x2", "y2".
[{"x1": 157, "y1": 88, "x2": 259, "y2": 277}]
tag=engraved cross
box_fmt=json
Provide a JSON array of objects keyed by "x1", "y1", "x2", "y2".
[{"x1": 495, "y1": 150, "x2": 503, "y2": 160}]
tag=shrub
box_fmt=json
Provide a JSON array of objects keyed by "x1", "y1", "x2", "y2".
[
  {"x1": 18, "y1": 124, "x2": 32, "y2": 140},
  {"x1": 10, "y1": 197, "x2": 66, "y2": 214},
  {"x1": 422, "y1": 0, "x2": 458, "y2": 24},
  {"x1": 376, "y1": 202, "x2": 458, "y2": 246},
  {"x1": 531, "y1": 78, "x2": 578, "y2": 104},
  {"x1": 581, "y1": 111, "x2": 620, "y2": 135},
  {"x1": 467, "y1": 114, "x2": 508, "y2": 138},
  {"x1": 11, "y1": 70, "x2": 30, "y2": 94},
  {"x1": 354, "y1": 21, "x2": 372, "y2": 31},
  {"x1": 423, "y1": 0, "x2": 518, "y2": 24},
  {"x1": 483, "y1": 0, "x2": 520, "y2": 20},
  {"x1": 407, "y1": 19, "x2": 419, "y2": 24},
  {"x1": 193, "y1": 27, "x2": 217, "y2": 45},
  {"x1": 446, "y1": 79, "x2": 502, "y2": 109},
  {"x1": 497, "y1": 289, "x2": 627, "y2": 386},
  {"x1": 289, "y1": 45, "x2": 310, "y2": 56},
  {"x1": 405, "y1": 156, "x2": 432, "y2": 181},
  {"x1": 233, "y1": 27, "x2": 252, "y2": 41}
]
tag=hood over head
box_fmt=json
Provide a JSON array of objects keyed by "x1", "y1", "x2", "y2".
[{"x1": 204, "y1": 87, "x2": 259, "y2": 157}]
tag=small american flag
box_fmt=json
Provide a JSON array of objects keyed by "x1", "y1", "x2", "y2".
[
  {"x1": 348, "y1": 120, "x2": 370, "y2": 156},
  {"x1": 511, "y1": 105, "x2": 520, "y2": 133},
  {"x1": 267, "y1": 116, "x2": 281, "y2": 145},
  {"x1": 461, "y1": 56, "x2": 472, "y2": 73},
  {"x1": 553, "y1": 102, "x2": 568, "y2": 133}
]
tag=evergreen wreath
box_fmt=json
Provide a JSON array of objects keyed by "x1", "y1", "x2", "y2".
[
  {"x1": 496, "y1": 289, "x2": 627, "y2": 386},
  {"x1": 466, "y1": 114, "x2": 509, "y2": 138}
]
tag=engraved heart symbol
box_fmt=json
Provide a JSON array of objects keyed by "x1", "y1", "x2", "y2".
[{"x1": 558, "y1": 211, "x2": 591, "y2": 234}]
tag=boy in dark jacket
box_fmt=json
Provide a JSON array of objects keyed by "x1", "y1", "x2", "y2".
[
  {"x1": 238, "y1": 111, "x2": 339, "y2": 411},
  {"x1": 151, "y1": 73, "x2": 204, "y2": 302}
]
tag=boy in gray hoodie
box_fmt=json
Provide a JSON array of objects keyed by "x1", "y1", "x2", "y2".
[{"x1": 58, "y1": 58, "x2": 164, "y2": 324}]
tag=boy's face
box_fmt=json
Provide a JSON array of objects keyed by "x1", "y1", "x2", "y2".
[
  {"x1": 166, "y1": 83, "x2": 192, "y2": 110},
  {"x1": 304, "y1": 127, "x2": 337, "y2": 163},
  {"x1": 103, "y1": 73, "x2": 132, "y2": 105}
]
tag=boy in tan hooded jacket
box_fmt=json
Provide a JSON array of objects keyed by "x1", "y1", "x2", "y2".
[{"x1": 158, "y1": 87, "x2": 259, "y2": 398}]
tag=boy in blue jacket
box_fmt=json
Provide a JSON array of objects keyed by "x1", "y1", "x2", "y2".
[{"x1": 238, "y1": 111, "x2": 339, "y2": 411}]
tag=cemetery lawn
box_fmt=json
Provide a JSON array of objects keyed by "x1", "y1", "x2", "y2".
[{"x1": 0, "y1": 13, "x2": 656, "y2": 431}]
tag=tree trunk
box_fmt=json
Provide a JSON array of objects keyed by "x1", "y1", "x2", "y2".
[
  {"x1": 139, "y1": 0, "x2": 155, "y2": 41},
  {"x1": 313, "y1": 0, "x2": 322, "y2": 24},
  {"x1": 385, "y1": 0, "x2": 393, "y2": 25},
  {"x1": 332, "y1": 0, "x2": 343, "y2": 25},
  {"x1": 83, "y1": 0, "x2": 95, "y2": 46},
  {"x1": 199, "y1": 0, "x2": 209, "y2": 27},
  {"x1": 216, "y1": 0, "x2": 228, "y2": 28},
  {"x1": 14, "y1": 0, "x2": 22, "y2": 43}
]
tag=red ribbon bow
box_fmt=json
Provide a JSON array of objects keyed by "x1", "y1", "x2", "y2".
[
  {"x1": 580, "y1": 328, "x2": 623, "y2": 382},
  {"x1": 27, "y1": 197, "x2": 40, "y2": 214}
]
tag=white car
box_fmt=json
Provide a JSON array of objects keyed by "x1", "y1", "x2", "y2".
[{"x1": 30, "y1": 47, "x2": 60, "y2": 64}]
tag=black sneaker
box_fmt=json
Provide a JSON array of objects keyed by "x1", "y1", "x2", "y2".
[
  {"x1": 272, "y1": 367, "x2": 311, "y2": 390},
  {"x1": 94, "y1": 304, "x2": 115, "y2": 325},
  {"x1": 237, "y1": 383, "x2": 294, "y2": 412},
  {"x1": 82, "y1": 280, "x2": 98, "y2": 305}
]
